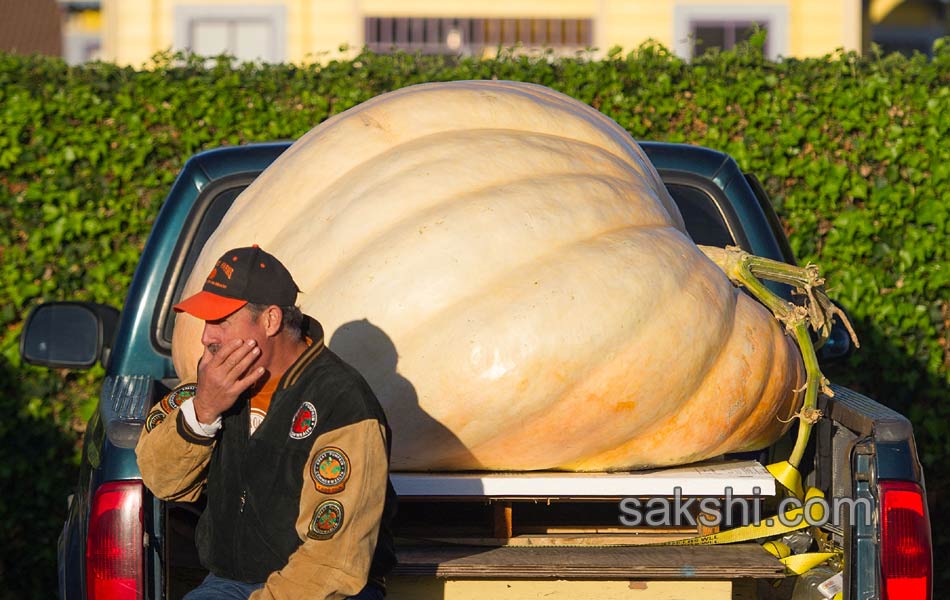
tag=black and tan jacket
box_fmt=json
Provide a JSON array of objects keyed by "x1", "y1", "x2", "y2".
[{"x1": 136, "y1": 318, "x2": 397, "y2": 600}]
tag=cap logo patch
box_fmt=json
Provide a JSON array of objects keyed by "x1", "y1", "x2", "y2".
[
  {"x1": 290, "y1": 401, "x2": 317, "y2": 439},
  {"x1": 311, "y1": 447, "x2": 350, "y2": 494},
  {"x1": 307, "y1": 500, "x2": 344, "y2": 540},
  {"x1": 205, "y1": 260, "x2": 235, "y2": 290}
]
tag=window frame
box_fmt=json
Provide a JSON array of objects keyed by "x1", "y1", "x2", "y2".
[
  {"x1": 363, "y1": 16, "x2": 594, "y2": 56},
  {"x1": 657, "y1": 169, "x2": 750, "y2": 252},
  {"x1": 689, "y1": 19, "x2": 770, "y2": 58},
  {"x1": 152, "y1": 174, "x2": 258, "y2": 353},
  {"x1": 173, "y1": 4, "x2": 287, "y2": 62},
  {"x1": 673, "y1": 4, "x2": 788, "y2": 60}
]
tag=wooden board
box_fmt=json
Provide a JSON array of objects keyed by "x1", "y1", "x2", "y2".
[
  {"x1": 392, "y1": 460, "x2": 775, "y2": 498},
  {"x1": 393, "y1": 544, "x2": 786, "y2": 579},
  {"x1": 387, "y1": 577, "x2": 740, "y2": 600},
  {"x1": 399, "y1": 533, "x2": 712, "y2": 547}
]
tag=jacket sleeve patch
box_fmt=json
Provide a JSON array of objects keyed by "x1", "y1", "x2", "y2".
[
  {"x1": 307, "y1": 500, "x2": 344, "y2": 540},
  {"x1": 145, "y1": 409, "x2": 166, "y2": 433},
  {"x1": 145, "y1": 383, "x2": 195, "y2": 433},
  {"x1": 310, "y1": 447, "x2": 350, "y2": 494},
  {"x1": 161, "y1": 383, "x2": 197, "y2": 413}
]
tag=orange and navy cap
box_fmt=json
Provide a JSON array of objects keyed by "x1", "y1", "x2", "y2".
[{"x1": 173, "y1": 245, "x2": 300, "y2": 321}]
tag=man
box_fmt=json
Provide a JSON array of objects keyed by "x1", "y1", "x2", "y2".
[{"x1": 136, "y1": 245, "x2": 396, "y2": 600}]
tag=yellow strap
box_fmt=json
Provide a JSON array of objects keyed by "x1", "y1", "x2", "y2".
[
  {"x1": 647, "y1": 461, "x2": 844, "y2": 577},
  {"x1": 661, "y1": 505, "x2": 811, "y2": 545},
  {"x1": 661, "y1": 476, "x2": 825, "y2": 547},
  {"x1": 762, "y1": 540, "x2": 791, "y2": 558},
  {"x1": 658, "y1": 463, "x2": 840, "y2": 575},
  {"x1": 768, "y1": 460, "x2": 805, "y2": 499},
  {"x1": 780, "y1": 552, "x2": 837, "y2": 575}
]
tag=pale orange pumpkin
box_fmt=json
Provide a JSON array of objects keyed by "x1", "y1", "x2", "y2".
[{"x1": 172, "y1": 80, "x2": 804, "y2": 471}]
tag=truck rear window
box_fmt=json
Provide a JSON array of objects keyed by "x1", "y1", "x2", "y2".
[
  {"x1": 159, "y1": 184, "x2": 249, "y2": 347},
  {"x1": 665, "y1": 183, "x2": 736, "y2": 248}
]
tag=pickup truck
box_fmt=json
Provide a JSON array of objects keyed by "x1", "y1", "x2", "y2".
[{"x1": 21, "y1": 140, "x2": 932, "y2": 599}]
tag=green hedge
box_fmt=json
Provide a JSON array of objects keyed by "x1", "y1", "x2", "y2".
[{"x1": 1, "y1": 40, "x2": 948, "y2": 595}]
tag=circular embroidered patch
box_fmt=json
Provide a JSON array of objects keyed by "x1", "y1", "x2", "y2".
[
  {"x1": 311, "y1": 447, "x2": 350, "y2": 494},
  {"x1": 308, "y1": 500, "x2": 344, "y2": 540},
  {"x1": 249, "y1": 407, "x2": 266, "y2": 436},
  {"x1": 290, "y1": 402, "x2": 317, "y2": 439},
  {"x1": 146, "y1": 410, "x2": 166, "y2": 432},
  {"x1": 161, "y1": 383, "x2": 197, "y2": 413}
]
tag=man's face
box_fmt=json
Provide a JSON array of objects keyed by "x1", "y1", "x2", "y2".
[{"x1": 201, "y1": 306, "x2": 265, "y2": 357}]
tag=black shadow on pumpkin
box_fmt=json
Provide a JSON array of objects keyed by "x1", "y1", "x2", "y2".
[{"x1": 328, "y1": 319, "x2": 478, "y2": 472}]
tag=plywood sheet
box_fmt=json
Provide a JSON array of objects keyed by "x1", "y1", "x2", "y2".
[
  {"x1": 387, "y1": 577, "x2": 737, "y2": 600},
  {"x1": 392, "y1": 460, "x2": 775, "y2": 498},
  {"x1": 393, "y1": 543, "x2": 785, "y2": 579}
]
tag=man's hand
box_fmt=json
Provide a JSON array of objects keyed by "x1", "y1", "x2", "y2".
[{"x1": 194, "y1": 339, "x2": 264, "y2": 424}]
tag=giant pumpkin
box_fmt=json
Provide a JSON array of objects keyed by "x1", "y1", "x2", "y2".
[{"x1": 171, "y1": 80, "x2": 804, "y2": 471}]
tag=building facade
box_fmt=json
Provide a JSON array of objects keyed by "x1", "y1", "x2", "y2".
[{"x1": 94, "y1": 0, "x2": 946, "y2": 66}]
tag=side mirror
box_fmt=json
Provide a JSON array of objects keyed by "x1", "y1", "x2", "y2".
[{"x1": 20, "y1": 302, "x2": 120, "y2": 369}]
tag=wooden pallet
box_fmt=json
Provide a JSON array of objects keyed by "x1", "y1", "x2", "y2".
[{"x1": 392, "y1": 543, "x2": 786, "y2": 579}]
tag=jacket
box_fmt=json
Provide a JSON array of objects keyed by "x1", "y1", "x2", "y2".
[{"x1": 136, "y1": 317, "x2": 397, "y2": 600}]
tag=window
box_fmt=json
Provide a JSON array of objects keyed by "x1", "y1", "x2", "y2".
[
  {"x1": 63, "y1": 32, "x2": 101, "y2": 65},
  {"x1": 674, "y1": 4, "x2": 788, "y2": 60},
  {"x1": 174, "y1": 5, "x2": 286, "y2": 63},
  {"x1": 158, "y1": 182, "x2": 249, "y2": 348},
  {"x1": 665, "y1": 182, "x2": 735, "y2": 248},
  {"x1": 61, "y1": 6, "x2": 102, "y2": 65},
  {"x1": 691, "y1": 20, "x2": 768, "y2": 57},
  {"x1": 364, "y1": 17, "x2": 593, "y2": 56}
]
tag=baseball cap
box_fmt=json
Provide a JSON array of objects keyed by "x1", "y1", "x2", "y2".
[{"x1": 173, "y1": 245, "x2": 300, "y2": 321}]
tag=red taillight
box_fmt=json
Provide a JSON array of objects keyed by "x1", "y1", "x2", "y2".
[
  {"x1": 86, "y1": 481, "x2": 144, "y2": 600},
  {"x1": 880, "y1": 480, "x2": 932, "y2": 600}
]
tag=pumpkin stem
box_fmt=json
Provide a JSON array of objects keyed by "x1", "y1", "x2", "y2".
[
  {"x1": 697, "y1": 245, "x2": 855, "y2": 470},
  {"x1": 699, "y1": 246, "x2": 859, "y2": 349},
  {"x1": 788, "y1": 313, "x2": 824, "y2": 469}
]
